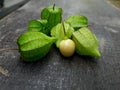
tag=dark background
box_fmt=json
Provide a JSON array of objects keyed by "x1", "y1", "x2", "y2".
[
  {"x1": 0, "y1": 0, "x2": 120, "y2": 90},
  {"x1": 0, "y1": 0, "x2": 30, "y2": 19}
]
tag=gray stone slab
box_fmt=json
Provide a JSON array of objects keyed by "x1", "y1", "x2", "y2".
[{"x1": 0, "y1": 0, "x2": 120, "y2": 90}]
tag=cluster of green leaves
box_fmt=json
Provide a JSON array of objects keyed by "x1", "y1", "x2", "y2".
[
  {"x1": 17, "y1": 5, "x2": 62, "y2": 62},
  {"x1": 17, "y1": 5, "x2": 101, "y2": 62},
  {"x1": 51, "y1": 15, "x2": 100, "y2": 58}
]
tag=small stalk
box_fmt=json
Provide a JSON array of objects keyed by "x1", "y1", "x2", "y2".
[
  {"x1": 62, "y1": 21, "x2": 66, "y2": 36},
  {"x1": 0, "y1": 48, "x2": 19, "y2": 52},
  {"x1": 53, "y1": 4, "x2": 55, "y2": 10}
]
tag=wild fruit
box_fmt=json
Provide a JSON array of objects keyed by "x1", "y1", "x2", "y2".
[{"x1": 59, "y1": 39, "x2": 75, "y2": 57}]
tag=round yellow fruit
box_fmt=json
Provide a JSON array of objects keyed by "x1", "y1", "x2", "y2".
[{"x1": 59, "y1": 39, "x2": 75, "y2": 57}]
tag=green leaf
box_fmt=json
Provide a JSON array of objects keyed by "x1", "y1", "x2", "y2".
[
  {"x1": 65, "y1": 15, "x2": 88, "y2": 30},
  {"x1": 72, "y1": 27, "x2": 101, "y2": 58},
  {"x1": 51, "y1": 22, "x2": 74, "y2": 48},
  {"x1": 17, "y1": 32, "x2": 56, "y2": 62},
  {"x1": 41, "y1": 8, "x2": 49, "y2": 20},
  {"x1": 41, "y1": 5, "x2": 62, "y2": 20},
  {"x1": 28, "y1": 20, "x2": 48, "y2": 35}
]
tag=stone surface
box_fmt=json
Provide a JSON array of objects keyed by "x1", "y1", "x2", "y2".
[{"x1": 0, "y1": 0, "x2": 120, "y2": 90}]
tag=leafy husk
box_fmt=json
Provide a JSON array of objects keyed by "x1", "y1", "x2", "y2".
[
  {"x1": 51, "y1": 22, "x2": 74, "y2": 48},
  {"x1": 28, "y1": 20, "x2": 48, "y2": 35},
  {"x1": 72, "y1": 27, "x2": 101, "y2": 58},
  {"x1": 65, "y1": 15, "x2": 88, "y2": 30},
  {"x1": 17, "y1": 32, "x2": 56, "y2": 62},
  {"x1": 41, "y1": 5, "x2": 62, "y2": 34}
]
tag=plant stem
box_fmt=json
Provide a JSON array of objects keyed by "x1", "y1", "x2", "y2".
[
  {"x1": 53, "y1": 4, "x2": 55, "y2": 10},
  {"x1": 62, "y1": 21, "x2": 66, "y2": 36},
  {"x1": 0, "y1": 48, "x2": 19, "y2": 52}
]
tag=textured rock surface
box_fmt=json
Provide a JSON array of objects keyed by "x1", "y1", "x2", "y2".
[{"x1": 0, "y1": 0, "x2": 120, "y2": 90}]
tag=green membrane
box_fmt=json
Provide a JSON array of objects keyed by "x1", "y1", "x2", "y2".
[
  {"x1": 17, "y1": 32, "x2": 56, "y2": 62},
  {"x1": 65, "y1": 15, "x2": 88, "y2": 30},
  {"x1": 41, "y1": 5, "x2": 62, "y2": 34},
  {"x1": 72, "y1": 27, "x2": 101, "y2": 58},
  {"x1": 28, "y1": 20, "x2": 48, "y2": 35},
  {"x1": 51, "y1": 22, "x2": 74, "y2": 48}
]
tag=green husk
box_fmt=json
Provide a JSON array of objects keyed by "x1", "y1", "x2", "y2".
[
  {"x1": 51, "y1": 22, "x2": 74, "y2": 48},
  {"x1": 41, "y1": 5, "x2": 62, "y2": 34},
  {"x1": 17, "y1": 32, "x2": 56, "y2": 62},
  {"x1": 28, "y1": 19, "x2": 48, "y2": 34},
  {"x1": 65, "y1": 15, "x2": 88, "y2": 30},
  {"x1": 72, "y1": 27, "x2": 101, "y2": 58}
]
